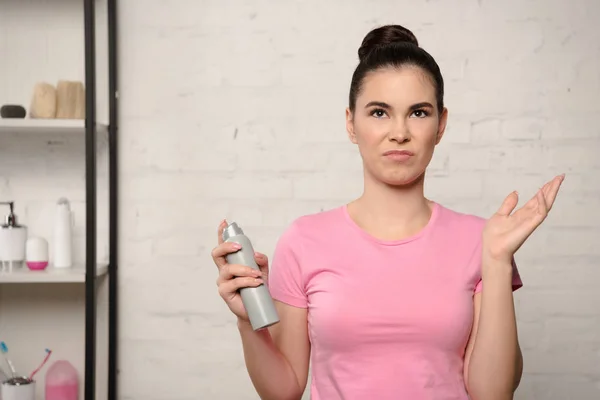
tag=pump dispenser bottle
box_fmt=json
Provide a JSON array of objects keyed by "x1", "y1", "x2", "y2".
[
  {"x1": 0, "y1": 201, "x2": 28, "y2": 270},
  {"x1": 222, "y1": 222, "x2": 280, "y2": 330}
]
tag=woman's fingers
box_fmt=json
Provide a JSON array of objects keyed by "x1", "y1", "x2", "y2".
[
  {"x1": 254, "y1": 252, "x2": 269, "y2": 271},
  {"x1": 217, "y1": 219, "x2": 227, "y2": 245},
  {"x1": 218, "y1": 276, "x2": 264, "y2": 299},
  {"x1": 544, "y1": 174, "x2": 565, "y2": 211},
  {"x1": 217, "y1": 263, "x2": 262, "y2": 284},
  {"x1": 211, "y1": 240, "x2": 242, "y2": 269},
  {"x1": 496, "y1": 191, "x2": 519, "y2": 216},
  {"x1": 535, "y1": 188, "x2": 548, "y2": 217}
]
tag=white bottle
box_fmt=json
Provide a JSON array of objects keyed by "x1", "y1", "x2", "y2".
[{"x1": 53, "y1": 198, "x2": 73, "y2": 268}]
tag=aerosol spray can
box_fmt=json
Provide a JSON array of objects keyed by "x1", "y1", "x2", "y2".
[{"x1": 222, "y1": 222, "x2": 280, "y2": 331}]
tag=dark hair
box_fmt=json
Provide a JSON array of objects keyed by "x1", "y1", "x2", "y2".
[{"x1": 349, "y1": 25, "x2": 444, "y2": 114}]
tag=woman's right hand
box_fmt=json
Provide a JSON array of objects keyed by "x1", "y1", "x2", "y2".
[{"x1": 211, "y1": 219, "x2": 269, "y2": 322}]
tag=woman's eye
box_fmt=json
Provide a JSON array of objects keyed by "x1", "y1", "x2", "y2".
[
  {"x1": 411, "y1": 109, "x2": 428, "y2": 118},
  {"x1": 371, "y1": 109, "x2": 387, "y2": 118}
]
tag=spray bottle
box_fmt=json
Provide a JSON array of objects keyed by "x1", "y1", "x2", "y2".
[{"x1": 222, "y1": 222, "x2": 280, "y2": 331}]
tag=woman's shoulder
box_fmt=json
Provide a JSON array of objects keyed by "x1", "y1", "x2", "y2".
[
  {"x1": 284, "y1": 206, "x2": 344, "y2": 231},
  {"x1": 434, "y1": 202, "x2": 488, "y2": 233},
  {"x1": 293, "y1": 205, "x2": 344, "y2": 225},
  {"x1": 278, "y1": 206, "x2": 346, "y2": 242}
]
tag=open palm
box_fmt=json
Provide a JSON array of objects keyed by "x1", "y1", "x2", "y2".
[{"x1": 483, "y1": 174, "x2": 565, "y2": 262}]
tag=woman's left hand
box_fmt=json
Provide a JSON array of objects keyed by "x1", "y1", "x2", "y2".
[{"x1": 482, "y1": 174, "x2": 565, "y2": 265}]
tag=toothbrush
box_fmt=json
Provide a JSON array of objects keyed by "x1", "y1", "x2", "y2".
[
  {"x1": 29, "y1": 348, "x2": 52, "y2": 380},
  {"x1": 0, "y1": 342, "x2": 16, "y2": 377}
]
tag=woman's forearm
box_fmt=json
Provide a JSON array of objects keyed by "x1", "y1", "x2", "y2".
[
  {"x1": 237, "y1": 319, "x2": 304, "y2": 400},
  {"x1": 468, "y1": 259, "x2": 523, "y2": 400}
]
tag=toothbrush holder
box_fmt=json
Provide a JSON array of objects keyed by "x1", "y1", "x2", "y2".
[{"x1": 1, "y1": 376, "x2": 35, "y2": 400}]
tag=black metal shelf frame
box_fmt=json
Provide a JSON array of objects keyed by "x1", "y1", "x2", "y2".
[{"x1": 83, "y1": 0, "x2": 118, "y2": 399}]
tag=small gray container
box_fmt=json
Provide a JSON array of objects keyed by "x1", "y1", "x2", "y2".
[{"x1": 222, "y1": 222, "x2": 280, "y2": 331}]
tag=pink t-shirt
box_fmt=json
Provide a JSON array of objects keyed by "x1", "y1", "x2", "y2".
[{"x1": 268, "y1": 202, "x2": 522, "y2": 400}]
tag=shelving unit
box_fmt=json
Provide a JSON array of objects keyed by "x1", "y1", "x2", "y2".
[
  {"x1": 0, "y1": 1, "x2": 118, "y2": 399},
  {"x1": 0, "y1": 119, "x2": 108, "y2": 135},
  {"x1": 0, "y1": 264, "x2": 108, "y2": 284}
]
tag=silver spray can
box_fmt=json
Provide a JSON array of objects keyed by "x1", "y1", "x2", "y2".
[{"x1": 222, "y1": 222, "x2": 280, "y2": 331}]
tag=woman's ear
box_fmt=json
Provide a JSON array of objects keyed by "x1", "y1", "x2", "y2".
[
  {"x1": 346, "y1": 108, "x2": 358, "y2": 144},
  {"x1": 435, "y1": 107, "x2": 449, "y2": 144}
]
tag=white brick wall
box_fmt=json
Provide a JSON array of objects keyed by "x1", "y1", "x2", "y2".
[
  {"x1": 3, "y1": 0, "x2": 600, "y2": 399},
  {"x1": 118, "y1": 0, "x2": 600, "y2": 399}
]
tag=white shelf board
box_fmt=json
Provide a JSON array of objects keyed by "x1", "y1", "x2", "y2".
[
  {"x1": 0, "y1": 118, "x2": 108, "y2": 135},
  {"x1": 0, "y1": 263, "x2": 108, "y2": 283}
]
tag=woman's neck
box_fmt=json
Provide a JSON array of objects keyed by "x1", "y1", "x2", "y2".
[{"x1": 347, "y1": 172, "x2": 434, "y2": 241}]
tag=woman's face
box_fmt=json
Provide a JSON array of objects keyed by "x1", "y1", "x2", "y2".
[{"x1": 346, "y1": 66, "x2": 448, "y2": 187}]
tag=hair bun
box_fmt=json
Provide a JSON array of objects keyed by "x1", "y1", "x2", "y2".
[{"x1": 358, "y1": 25, "x2": 419, "y2": 62}]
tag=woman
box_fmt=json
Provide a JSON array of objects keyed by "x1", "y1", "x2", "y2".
[{"x1": 211, "y1": 24, "x2": 564, "y2": 400}]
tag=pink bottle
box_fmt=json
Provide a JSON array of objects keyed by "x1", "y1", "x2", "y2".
[{"x1": 45, "y1": 360, "x2": 79, "y2": 400}]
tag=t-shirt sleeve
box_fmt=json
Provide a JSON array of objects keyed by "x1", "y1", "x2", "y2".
[
  {"x1": 267, "y1": 222, "x2": 308, "y2": 308},
  {"x1": 474, "y1": 256, "x2": 523, "y2": 293}
]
